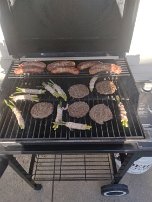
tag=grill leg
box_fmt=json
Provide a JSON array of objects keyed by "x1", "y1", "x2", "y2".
[
  {"x1": 3, "y1": 155, "x2": 42, "y2": 190},
  {"x1": 112, "y1": 153, "x2": 140, "y2": 184}
]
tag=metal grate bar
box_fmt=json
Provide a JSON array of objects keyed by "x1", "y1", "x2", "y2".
[
  {"x1": 116, "y1": 82, "x2": 138, "y2": 137},
  {"x1": 8, "y1": 59, "x2": 130, "y2": 79},
  {"x1": 32, "y1": 154, "x2": 113, "y2": 182},
  {"x1": 0, "y1": 79, "x2": 18, "y2": 138},
  {"x1": 105, "y1": 96, "x2": 115, "y2": 138}
]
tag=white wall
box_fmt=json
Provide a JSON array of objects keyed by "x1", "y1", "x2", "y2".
[{"x1": 129, "y1": 0, "x2": 152, "y2": 64}]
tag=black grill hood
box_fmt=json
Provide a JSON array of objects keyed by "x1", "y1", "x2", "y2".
[{"x1": 0, "y1": 0, "x2": 139, "y2": 57}]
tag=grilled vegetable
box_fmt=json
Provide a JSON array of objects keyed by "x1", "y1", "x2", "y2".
[
  {"x1": 54, "y1": 121, "x2": 92, "y2": 130},
  {"x1": 10, "y1": 94, "x2": 39, "y2": 102},
  {"x1": 49, "y1": 79, "x2": 67, "y2": 101},
  {"x1": 116, "y1": 95, "x2": 128, "y2": 127},
  {"x1": 53, "y1": 102, "x2": 68, "y2": 130},
  {"x1": 89, "y1": 75, "x2": 98, "y2": 92},
  {"x1": 4, "y1": 100, "x2": 25, "y2": 129},
  {"x1": 42, "y1": 82, "x2": 59, "y2": 98},
  {"x1": 16, "y1": 87, "x2": 46, "y2": 94}
]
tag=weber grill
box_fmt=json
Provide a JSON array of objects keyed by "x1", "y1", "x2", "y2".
[{"x1": 0, "y1": 0, "x2": 152, "y2": 198}]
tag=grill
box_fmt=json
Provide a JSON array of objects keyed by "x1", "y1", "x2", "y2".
[
  {"x1": 0, "y1": 58, "x2": 144, "y2": 143},
  {"x1": 1, "y1": 1, "x2": 150, "y2": 197}
]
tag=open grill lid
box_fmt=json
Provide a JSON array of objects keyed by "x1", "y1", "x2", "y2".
[{"x1": 0, "y1": 0, "x2": 139, "y2": 57}]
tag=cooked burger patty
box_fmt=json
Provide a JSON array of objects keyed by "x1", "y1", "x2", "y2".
[
  {"x1": 31, "y1": 102, "x2": 54, "y2": 119},
  {"x1": 68, "y1": 101, "x2": 89, "y2": 118},
  {"x1": 89, "y1": 104, "x2": 113, "y2": 124},
  {"x1": 68, "y1": 84, "x2": 89, "y2": 98},
  {"x1": 96, "y1": 80, "x2": 116, "y2": 95}
]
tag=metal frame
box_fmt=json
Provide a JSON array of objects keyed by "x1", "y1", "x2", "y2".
[
  {"x1": 1, "y1": 141, "x2": 152, "y2": 190},
  {"x1": 0, "y1": 55, "x2": 150, "y2": 191},
  {"x1": 0, "y1": 0, "x2": 140, "y2": 57}
]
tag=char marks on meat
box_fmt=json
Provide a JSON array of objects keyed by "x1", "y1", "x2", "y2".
[
  {"x1": 14, "y1": 66, "x2": 45, "y2": 75},
  {"x1": 68, "y1": 101, "x2": 89, "y2": 118},
  {"x1": 47, "y1": 61, "x2": 79, "y2": 74},
  {"x1": 19, "y1": 61, "x2": 46, "y2": 69},
  {"x1": 68, "y1": 84, "x2": 89, "y2": 98},
  {"x1": 89, "y1": 104, "x2": 113, "y2": 124},
  {"x1": 77, "y1": 61, "x2": 102, "y2": 70},
  {"x1": 47, "y1": 61, "x2": 75, "y2": 69},
  {"x1": 48, "y1": 67, "x2": 79, "y2": 75},
  {"x1": 30, "y1": 102, "x2": 54, "y2": 119},
  {"x1": 89, "y1": 63, "x2": 122, "y2": 75},
  {"x1": 96, "y1": 80, "x2": 116, "y2": 95}
]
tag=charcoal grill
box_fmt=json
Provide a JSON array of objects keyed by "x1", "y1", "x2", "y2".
[{"x1": 0, "y1": 0, "x2": 152, "y2": 198}]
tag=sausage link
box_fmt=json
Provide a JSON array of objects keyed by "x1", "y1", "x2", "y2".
[
  {"x1": 47, "y1": 61, "x2": 75, "y2": 70},
  {"x1": 89, "y1": 63, "x2": 122, "y2": 75},
  {"x1": 14, "y1": 67, "x2": 44, "y2": 75},
  {"x1": 19, "y1": 61, "x2": 46, "y2": 69},
  {"x1": 48, "y1": 67, "x2": 79, "y2": 75}
]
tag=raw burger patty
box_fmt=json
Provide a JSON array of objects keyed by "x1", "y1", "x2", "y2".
[
  {"x1": 68, "y1": 101, "x2": 89, "y2": 118},
  {"x1": 96, "y1": 80, "x2": 116, "y2": 95},
  {"x1": 31, "y1": 102, "x2": 54, "y2": 119},
  {"x1": 89, "y1": 104, "x2": 113, "y2": 124},
  {"x1": 68, "y1": 84, "x2": 89, "y2": 98}
]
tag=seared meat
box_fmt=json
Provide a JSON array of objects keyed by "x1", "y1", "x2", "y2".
[
  {"x1": 47, "y1": 66, "x2": 79, "y2": 75},
  {"x1": 89, "y1": 63, "x2": 122, "y2": 75},
  {"x1": 30, "y1": 102, "x2": 54, "y2": 119},
  {"x1": 68, "y1": 84, "x2": 89, "y2": 98},
  {"x1": 19, "y1": 61, "x2": 46, "y2": 69},
  {"x1": 68, "y1": 101, "x2": 89, "y2": 118},
  {"x1": 96, "y1": 80, "x2": 116, "y2": 95},
  {"x1": 14, "y1": 66, "x2": 45, "y2": 75},
  {"x1": 77, "y1": 61, "x2": 102, "y2": 70},
  {"x1": 89, "y1": 104, "x2": 113, "y2": 124},
  {"x1": 47, "y1": 61, "x2": 75, "y2": 68}
]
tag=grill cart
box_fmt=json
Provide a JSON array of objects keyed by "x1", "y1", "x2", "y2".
[{"x1": 0, "y1": 0, "x2": 152, "y2": 197}]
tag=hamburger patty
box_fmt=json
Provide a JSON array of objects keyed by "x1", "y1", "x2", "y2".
[
  {"x1": 89, "y1": 104, "x2": 113, "y2": 124},
  {"x1": 68, "y1": 101, "x2": 89, "y2": 118},
  {"x1": 96, "y1": 80, "x2": 116, "y2": 95},
  {"x1": 31, "y1": 102, "x2": 54, "y2": 119},
  {"x1": 68, "y1": 84, "x2": 89, "y2": 98}
]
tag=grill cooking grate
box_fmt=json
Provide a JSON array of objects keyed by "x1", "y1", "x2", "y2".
[
  {"x1": 32, "y1": 153, "x2": 113, "y2": 181},
  {"x1": 8, "y1": 59, "x2": 130, "y2": 79},
  {"x1": 0, "y1": 79, "x2": 143, "y2": 141},
  {"x1": 0, "y1": 74, "x2": 144, "y2": 142}
]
